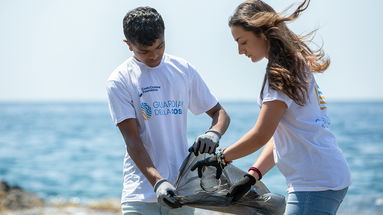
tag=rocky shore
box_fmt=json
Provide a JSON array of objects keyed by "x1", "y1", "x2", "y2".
[
  {"x1": 0, "y1": 181, "x2": 44, "y2": 212},
  {"x1": 0, "y1": 181, "x2": 225, "y2": 215},
  {"x1": 0, "y1": 180, "x2": 119, "y2": 215}
]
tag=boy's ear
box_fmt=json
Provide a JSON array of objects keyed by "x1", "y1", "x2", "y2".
[{"x1": 123, "y1": 40, "x2": 133, "y2": 51}]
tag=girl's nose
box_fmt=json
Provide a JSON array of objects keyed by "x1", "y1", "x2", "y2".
[{"x1": 238, "y1": 45, "x2": 245, "y2": 55}]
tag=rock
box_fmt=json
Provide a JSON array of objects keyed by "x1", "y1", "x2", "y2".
[
  {"x1": 0, "y1": 181, "x2": 228, "y2": 215},
  {"x1": 0, "y1": 181, "x2": 44, "y2": 211}
]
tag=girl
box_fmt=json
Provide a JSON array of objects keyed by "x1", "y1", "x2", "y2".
[{"x1": 191, "y1": 0, "x2": 351, "y2": 214}]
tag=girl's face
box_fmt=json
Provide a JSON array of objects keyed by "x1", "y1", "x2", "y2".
[{"x1": 231, "y1": 25, "x2": 269, "y2": 63}]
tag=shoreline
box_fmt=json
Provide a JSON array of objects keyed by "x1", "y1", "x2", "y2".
[
  {"x1": 0, "y1": 180, "x2": 226, "y2": 215},
  {"x1": 2, "y1": 181, "x2": 382, "y2": 215},
  {"x1": 1, "y1": 198, "x2": 228, "y2": 215}
]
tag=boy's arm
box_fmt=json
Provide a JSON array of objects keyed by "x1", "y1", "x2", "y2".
[
  {"x1": 118, "y1": 118, "x2": 181, "y2": 208},
  {"x1": 205, "y1": 102, "x2": 230, "y2": 135},
  {"x1": 117, "y1": 118, "x2": 163, "y2": 186},
  {"x1": 190, "y1": 102, "x2": 230, "y2": 155}
]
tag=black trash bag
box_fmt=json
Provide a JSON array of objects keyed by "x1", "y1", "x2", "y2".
[{"x1": 174, "y1": 153, "x2": 286, "y2": 215}]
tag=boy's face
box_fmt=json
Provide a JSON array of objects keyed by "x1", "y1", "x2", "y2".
[{"x1": 125, "y1": 36, "x2": 165, "y2": 67}]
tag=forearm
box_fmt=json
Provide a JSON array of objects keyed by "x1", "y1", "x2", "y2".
[
  {"x1": 118, "y1": 119, "x2": 163, "y2": 187},
  {"x1": 126, "y1": 142, "x2": 163, "y2": 186},
  {"x1": 223, "y1": 101, "x2": 286, "y2": 162},
  {"x1": 208, "y1": 104, "x2": 230, "y2": 135},
  {"x1": 223, "y1": 127, "x2": 269, "y2": 162},
  {"x1": 248, "y1": 138, "x2": 275, "y2": 180}
]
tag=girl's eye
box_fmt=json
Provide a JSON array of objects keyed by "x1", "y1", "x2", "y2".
[{"x1": 241, "y1": 41, "x2": 247, "y2": 45}]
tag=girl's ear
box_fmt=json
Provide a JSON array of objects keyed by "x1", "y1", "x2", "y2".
[
  {"x1": 259, "y1": 33, "x2": 267, "y2": 40},
  {"x1": 123, "y1": 40, "x2": 133, "y2": 51}
]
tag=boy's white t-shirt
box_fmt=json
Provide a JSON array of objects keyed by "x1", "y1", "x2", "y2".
[
  {"x1": 259, "y1": 73, "x2": 351, "y2": 193},
  {"x1": 106, "y1": 54, "x2": 217, "y2": 203}
]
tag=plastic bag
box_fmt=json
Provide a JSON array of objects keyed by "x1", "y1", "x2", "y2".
[{"x1": 174, "y1": 153, "x2": 286, "y2": 215}]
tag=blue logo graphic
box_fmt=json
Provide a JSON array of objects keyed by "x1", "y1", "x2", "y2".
[
  {"x1": 140, "y1": 103, "x2": 152, "y2": 120},
  {"x1": 315, "y1": 116, "x2": 330, "y2": 128}
]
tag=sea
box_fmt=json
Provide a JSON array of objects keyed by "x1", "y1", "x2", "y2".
[{"x1": 0, "y1": 101, "x2": 382, "y2": 214}]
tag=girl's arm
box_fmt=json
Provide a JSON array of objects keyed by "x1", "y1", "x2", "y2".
[
  {"x1": 249, "y1": 138, "x2": 275, "y2": 180},
  {"x1": 223, "y1": 100, "x2": 286, "y2": 162}
]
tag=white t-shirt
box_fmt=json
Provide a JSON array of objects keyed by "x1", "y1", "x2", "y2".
[
  {"x1": 106, "y1": 53, "x2": 218, "y2": 203},
  {"x1": 259, "y1": 73, "x2": 351, "y2": 193}
]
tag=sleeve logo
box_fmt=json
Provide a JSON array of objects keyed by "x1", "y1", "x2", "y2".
[{"x1": 314, "y1": 84, "x2": 327, "y2": 110}]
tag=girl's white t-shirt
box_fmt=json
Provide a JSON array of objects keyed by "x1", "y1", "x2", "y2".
[
  {"x1": 106, "y1": 54, "x2": 217, "y2": 203},
  {"x1": 259, "y1": 73, "x2": 351, "y2": 193}
]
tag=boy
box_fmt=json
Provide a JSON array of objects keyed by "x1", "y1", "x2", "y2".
[{"x1": 106, "y1": 6, "x2": 230, "y2": 215}]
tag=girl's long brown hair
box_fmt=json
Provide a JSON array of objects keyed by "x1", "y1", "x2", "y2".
[{"x1": 229, "y1": 0, "x2": 329, "y2": 106}]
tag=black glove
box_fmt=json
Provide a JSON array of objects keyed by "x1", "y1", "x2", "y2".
[
  {"x1": 190, "y1": 154, "x2": 226, "y2": 179},
  {"x1": 226, "y1": 174, "x2": 256, "y2": 202}
]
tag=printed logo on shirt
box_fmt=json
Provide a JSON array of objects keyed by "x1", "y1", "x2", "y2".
[
  {"x1": 141, "y1": 86, "x2": 161, "y2": 96},
  {"x1": 314, "y1": 84, "x2": 327, "y2": 110},
  {"x1": 153, "y1": 100, "x2": 183, "y2": 116},
  {"x1": 315, "y1": 116, "x2": 331, "y2": 128},
  {"x1": 140, "y1": 100, "x2": 184, "y2": 120},
  {"x1": 140, "y1": 103, "x2": 152, "y2": 120}
]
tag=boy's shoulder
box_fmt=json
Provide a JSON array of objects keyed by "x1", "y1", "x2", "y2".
[
  {"x1": 163, "y1": 54, "x2": 201, "y2": 79},
  {"x1": 164, "y1": 53, "x2": 191, "y2": 68},
  {"x1": 107, "y1": 57, "x2": 136, "y2": 83},
  {"x1": 109, "y1": 57, "x2": 138, "y2": 77}
]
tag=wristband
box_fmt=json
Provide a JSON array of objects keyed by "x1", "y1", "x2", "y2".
[
  {"x1": 153, "y1": 179, "x2": 167, "y2": 192},
  {"x1": 217, "y1": 149, "x2": 231, "y2": 165},
  {"x1": 206, "y1": 129, "x2": 222, "y2": 139},
  {"x1": 248, "y1": 167, "x2": 262, "y2": 180}
]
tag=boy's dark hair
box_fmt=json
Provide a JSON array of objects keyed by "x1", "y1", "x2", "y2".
[{"x1": 123, "y1": 7, "x2": 165, "y2": 46}]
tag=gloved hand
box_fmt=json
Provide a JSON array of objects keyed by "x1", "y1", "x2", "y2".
[
  {"x1": 190, "y1": 153, "x2": 228, "y2": 179},
  {"x1": 154, "y1": 179, "x2": 182, "y2": 208},
  {"x1": 226, "y1": 174, "x2": 256, "y2": 202},
  {"x1": 189, "y1": 130, "x2": 221, "y2": 156}
]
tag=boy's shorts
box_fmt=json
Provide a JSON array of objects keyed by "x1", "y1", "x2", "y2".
[{"x1": 121, "y1": 201, "x2": 194, "y2": 215}]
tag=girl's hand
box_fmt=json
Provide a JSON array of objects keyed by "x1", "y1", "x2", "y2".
[{"x1": 226, "y1": 174, "x2": 256, "y2": 202}]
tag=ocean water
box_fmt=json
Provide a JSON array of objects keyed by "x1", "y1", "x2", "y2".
[{"x1": 0, "y1": 101, "x2": 382, "y2": 214}]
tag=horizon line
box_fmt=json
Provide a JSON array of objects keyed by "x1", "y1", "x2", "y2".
[{"x1": 0, "y1": 98, "x2": 383, "y2": 103}]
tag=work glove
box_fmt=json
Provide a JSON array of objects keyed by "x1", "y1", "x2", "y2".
[
  {"x1": 226, "y1": 174, "x2": 256, "y2": 202},
  {"x1": 189, "y1": 130, "x2": 221, "y2": 156},
  {"x1": 190, "y1": 152, "x2": 229, "y2": 179},
  {"x1": 154, "y1": 179, "x2": 182, "y2": 208}
]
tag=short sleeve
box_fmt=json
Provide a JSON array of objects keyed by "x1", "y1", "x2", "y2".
[
  {"x1": 187, "y1": 64, "x2": 218, "y2": 115},
  {"x1": 261, "y1": 82, "x2": 293, "y2": 108},
  {"x1": 106, "y1": 80, "x2": 136, "y2": 125}
]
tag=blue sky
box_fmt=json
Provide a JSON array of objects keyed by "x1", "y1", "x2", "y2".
[{"x1": 1, "y1": 0, "x2": 382, "y2": 101}]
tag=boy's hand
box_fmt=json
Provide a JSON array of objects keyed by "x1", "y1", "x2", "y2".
[
  {"x1": 154, "y1": 179, "x2": 182, "y2": 208},
  {"x1": 189, "y1": 130, "x2": 221, "y2": 156}
]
